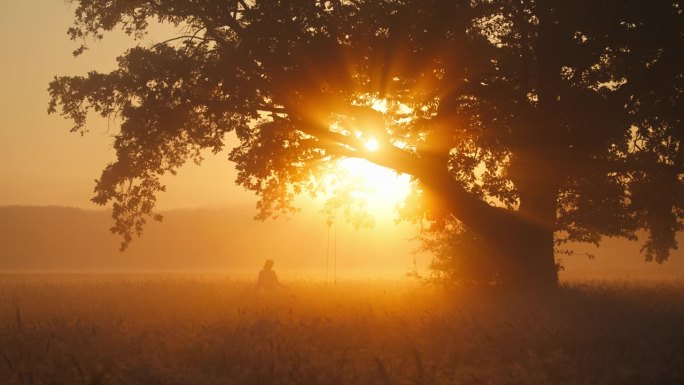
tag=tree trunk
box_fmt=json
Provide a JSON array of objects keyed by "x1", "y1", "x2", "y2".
[
  {"x1": 494, "y1": 214, "x2": 559, "y2": 290},
  {"x1": 419, "y1": 163, "x2": 560, "y2": 290},
  {"x1": 496, "y1": 149, "x2": 561, "y2": 290},
  {"x1": 478, "y1": 202, "x2": 559, "y2": 290},
  {"x1": 489, "y1": 2, "x2": 563, "y2": 290}
]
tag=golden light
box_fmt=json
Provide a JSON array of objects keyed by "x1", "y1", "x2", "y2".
[
  {"x1": 321, "y1": 97, "x2": 412, "y2": 215},
  {"x1": 338, "y1": 158, "x2": 412, "y2": 211},
  {"x1": 364, "y1": 138, "x2": 379, "y2": 152}
]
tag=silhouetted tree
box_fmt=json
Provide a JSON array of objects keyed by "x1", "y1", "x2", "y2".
[{"x1": 49, "y1": 0, "x2": 683, "y2": 289}]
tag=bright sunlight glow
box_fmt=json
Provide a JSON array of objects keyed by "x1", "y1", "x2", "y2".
[
  {"x1": 365, "y1": 138, "x2": 379, "y2": 152},
  {"x1": 322, "y1": 97, "x2": 412, "y2": 215},
  {"x1": 339, "y1": 158, "x2": 412, "y2": 211}
]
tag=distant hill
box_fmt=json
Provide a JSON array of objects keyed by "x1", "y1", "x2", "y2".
[
  {"x1": 0, "y1": 206, "x2": 117, "y2": 269},
  {"x1": 0, "y1": 205, "x2": 420, "y2": 275},
  {"x1": 1, "y1": 205, "x2": 682, "y2": 280}
]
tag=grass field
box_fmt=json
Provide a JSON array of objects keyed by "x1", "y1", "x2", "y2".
[{"x1": 1, "y1": 275, "x2": 683, "y2": 385}]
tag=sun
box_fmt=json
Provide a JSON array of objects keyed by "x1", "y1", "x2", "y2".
[{"x1": 364, "y1": 138, "x2": 379, "y2": 152}]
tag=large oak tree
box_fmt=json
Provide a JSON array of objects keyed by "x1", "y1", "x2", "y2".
[{"x1": 49, "y1": 0, "x2": 683, "y2": 289}]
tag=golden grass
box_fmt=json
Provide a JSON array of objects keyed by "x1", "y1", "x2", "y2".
[{"x1": 1, "y1": 274, "x2": 683, "y2": 384}]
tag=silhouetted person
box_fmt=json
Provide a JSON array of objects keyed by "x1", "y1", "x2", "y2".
[{"x1": 257, "y1": 259, "x2": 286, "y2": 291}]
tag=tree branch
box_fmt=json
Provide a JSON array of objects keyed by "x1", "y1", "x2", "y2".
[
  {"x1": 256, "y1": 105, "x2": 288, "y2": 115},
  {"x1": 293, "y1": 118, "x2": 521, "y2": 239},
  {"x1": 567, "y1": 157, "x2": 684, "y2": 176},
  {"x1": 152, "y1": 31, "x2": 211, "y2": 49}
]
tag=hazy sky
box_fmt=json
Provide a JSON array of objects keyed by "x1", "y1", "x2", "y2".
[{"x1": 0, "y1": 0, "x2": 255, "y2": 210}]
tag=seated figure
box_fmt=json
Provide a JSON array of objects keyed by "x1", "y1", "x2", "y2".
[{"x1": 257, "y1": 259, "x2": 284, "y2": 291}]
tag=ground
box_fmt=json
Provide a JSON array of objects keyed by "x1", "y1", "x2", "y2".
[{"x1": 0, "y1": 274, "x2": 683, "y2": 384}]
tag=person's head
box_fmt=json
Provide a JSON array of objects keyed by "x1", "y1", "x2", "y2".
[{"x1": 263, "y1": 259, "x2": 274, "y2": 270}]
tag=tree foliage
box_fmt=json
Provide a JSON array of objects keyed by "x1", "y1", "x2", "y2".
[{"x1": 49, "y1": 0, "x2": 682, "y2": 284}]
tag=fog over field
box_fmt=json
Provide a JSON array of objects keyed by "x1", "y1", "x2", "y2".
[
  {"x1": 1, "y1": 206, "x2": 683, "y2": 281},
  {"x1": 0, "y1": 205, "x2": 420, "y2": 277},
  {"x1": 1, "y1": 276, "x2": 683, "y2": 385}
]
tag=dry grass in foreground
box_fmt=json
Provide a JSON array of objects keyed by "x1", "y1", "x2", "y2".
[{"x1": 0, "y1": 274, "x2": 683, "y2": 385}]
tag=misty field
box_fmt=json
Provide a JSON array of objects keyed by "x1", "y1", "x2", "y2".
[{"x1": 1, "y1": 275, "x2": 683, "y2": 385}]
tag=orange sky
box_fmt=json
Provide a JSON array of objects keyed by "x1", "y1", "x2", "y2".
[{"x1": 0, "y1": 0, "x2": 255, "y2": 210}]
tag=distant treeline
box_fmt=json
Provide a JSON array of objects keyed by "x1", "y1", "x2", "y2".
[
  {"x1": 0, "y1": 205, "x2": 417, "y2": 272},
  {"x1": 1, "y1": 206, "x2": 682, "y2": 279}
]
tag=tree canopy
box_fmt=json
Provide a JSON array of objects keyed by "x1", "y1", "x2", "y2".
[{"x1": 49, "y1": 0, "x2": 683, "y2": 287}]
